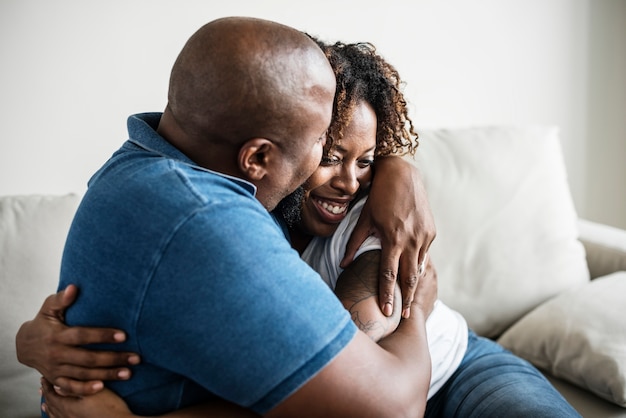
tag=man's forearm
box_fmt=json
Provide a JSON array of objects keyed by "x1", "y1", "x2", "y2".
[
  {"x1": 335, "y1": 251, "x2": 402, "y2": 341},
  {"x1": 333, "y1": 249, "x2": 433, "y2": 416}
]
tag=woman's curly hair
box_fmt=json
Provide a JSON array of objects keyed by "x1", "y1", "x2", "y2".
[{"x1": 314, "y1": 39, "x2": 419, "y2": 157}]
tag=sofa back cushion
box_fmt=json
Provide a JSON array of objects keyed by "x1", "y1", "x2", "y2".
[
  {"x1": 411, "y1": 126, "x2": 589, "y2": 337},
  {"x1": 0, "y1": 194, "x2": 81, "y2": 418}
]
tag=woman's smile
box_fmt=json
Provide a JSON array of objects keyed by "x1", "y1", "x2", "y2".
[{"x1": 311, "y1": 195, "x2": 351, "y2": 223}]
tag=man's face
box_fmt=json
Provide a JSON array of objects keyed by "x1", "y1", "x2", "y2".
[
  {"x1": 250, "y1": 45, "x2": 337, "y2": 211},
  {"x1": 257, "y1": 84, "x2": 335, "y2": 211}
]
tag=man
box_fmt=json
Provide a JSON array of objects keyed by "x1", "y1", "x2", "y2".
[{"x1": 20, "y1": 17, "x2": 436, "y2": 417}]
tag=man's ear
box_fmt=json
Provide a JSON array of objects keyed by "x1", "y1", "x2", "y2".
[{"x1": 238, "y1": 138, "x2": 275, "y2": 181}]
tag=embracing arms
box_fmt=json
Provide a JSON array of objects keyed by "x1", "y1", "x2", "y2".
[
  {"x1": 268, "y1": 251, "x2": 435, "y2": 417},
  {"x1": 349, "y1": 156, "x2": 435, "y2": 319},
  {"x1": 15, "y1": 285, "x2": 139, "y2": 396},
  {"x1": 334, "y1": 251, "x2": 403, "y2": 342},
  {"x1": 16, "y1": 156, "x2": 435, "y2": 417},
  {"x1": 21, "y1": 252, "x2": 436, "y2": 417}
]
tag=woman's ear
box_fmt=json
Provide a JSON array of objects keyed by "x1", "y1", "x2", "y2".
[{"x1": 238, "y1": 138, "x2": 274, "y2": 181}]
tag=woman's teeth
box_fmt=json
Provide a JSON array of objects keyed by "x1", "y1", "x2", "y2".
[{"x1": 317, "y1": 200, "x2": 347, "y2": 215}]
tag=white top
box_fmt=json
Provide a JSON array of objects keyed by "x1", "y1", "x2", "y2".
[{"x1": 301, "y1": 198, "x2": 468, "y2": 399}]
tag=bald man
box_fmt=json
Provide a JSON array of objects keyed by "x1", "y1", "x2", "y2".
[{"x1": 21, "y1": 17, "x2": 435, "y2": 417}]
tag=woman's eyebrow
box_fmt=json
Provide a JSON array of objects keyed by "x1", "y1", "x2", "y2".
[{"x1": 334, "y1": 145, "x2": 376, "y2": 154}]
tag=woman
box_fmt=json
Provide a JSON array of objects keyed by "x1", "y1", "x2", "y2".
[{"x1": 30, "y1": 40, "x2": 580, "y2": 418}]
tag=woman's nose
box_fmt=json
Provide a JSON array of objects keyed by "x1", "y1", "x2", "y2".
[{"x1": 333, "y1": 164, "x2": 360, "y2": 195}]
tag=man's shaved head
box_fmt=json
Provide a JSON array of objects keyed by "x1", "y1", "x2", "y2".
[
  {"x1": 157, "y1": 17, "x2": 336, "y2": 209},
  {"x1": 163, "y1": 17, "x2": 334, "y2": 150}
]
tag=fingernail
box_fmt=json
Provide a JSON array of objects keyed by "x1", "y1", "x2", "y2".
[
  {"x1": 113, "y1": 331, "x2": 126, "y2": 342},
  {"x1": 92, "y1": 381, "x2": 104, "y2": 391},
  {"x1": 128, "y1": 354, "x2": 141, "y2": 365},
  {"x1": 118, "y1": 369, "x2": 130, "y2": 379},
  {"x1": 383, "y1": 303, "x2": 393, "y2": 316},
  {"x1": 402, "y1": 307, "x2": 411, "y2": 318}
]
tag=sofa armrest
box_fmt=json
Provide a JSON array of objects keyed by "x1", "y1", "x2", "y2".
[{"x1": 578, "y1": 218, "x2": 626, "y2": 279}]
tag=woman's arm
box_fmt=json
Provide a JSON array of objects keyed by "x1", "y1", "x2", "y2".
[
  {"x1": 23, "y1": 253, "x2": 435, "y2": 417},
  {"x1": 15, "y1": 285, "x2": 140, "y2": 396},
  {"x1": 343, "y1": 156, "x2": 436, "y2": 319},
  {"x1": 268, "y1": 251, "x2": 436, "y2": 417},
  {"x1": 40, "y1": 379, "x2": 259, "y2": 418},
  {"x1": 32, "y1": 255, "x2": 435, "y2": 417},
  {"x1": 36, "y1": 251, "x2": 400, "y2": 418}
]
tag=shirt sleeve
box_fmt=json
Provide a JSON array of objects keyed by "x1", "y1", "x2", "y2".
[{"x1": 136, "y1": 198, "x2": 357, "y2": 413}]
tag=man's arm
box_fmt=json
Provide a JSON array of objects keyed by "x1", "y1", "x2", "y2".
[
  {"x1": 268, "y1": 249, "x2": 436, "y2": 418},
  {"x1": 334, "y1": 251, "x2": 402, "y2": 342},
  {"x1": 342, "y1": 156, "x2": 436, "y2": 319},
  {"x1": 37, "y1": 255, "x2": 416, "y2": 418},
  {"x1": 38, "y1": 260, "x2": 421, "y2": 418},
  {"x1": 41, "y1": 379, "x2": 259, "y2": 418},
  {"x1": 37, "y1": 263, "x2": 432, "y2": 418},
  {"x1": 18, "y1": 217, "x2": 434, "y2": 417},
  {"x1": 23, "y1": 264, "x2": 435, "y2": 417}
]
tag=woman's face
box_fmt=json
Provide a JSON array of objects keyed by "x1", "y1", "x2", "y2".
[{"x1": 299, "y1": 100, "x2": 377, "y2": 238}]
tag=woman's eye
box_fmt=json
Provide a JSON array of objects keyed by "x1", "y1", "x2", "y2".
[
  {"x1": 320, "y1": 155, "x2": 341, "y2": 166},
  {"x1": 357, "y1": 159, "x2": 375, "y2": 168}
]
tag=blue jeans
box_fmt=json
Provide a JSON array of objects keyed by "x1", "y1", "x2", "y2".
[{"x1": 425, "y1": 330, "x2": 581, "y2": 417}]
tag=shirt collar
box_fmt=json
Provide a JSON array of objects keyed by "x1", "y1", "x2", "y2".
[{"x1": 126, "y1": 112, "x2": 257, "y2": 195}]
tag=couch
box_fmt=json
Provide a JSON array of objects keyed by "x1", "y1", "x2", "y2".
[{"x1": 2, "y1": 126, "x2": 625, "y2": 417}]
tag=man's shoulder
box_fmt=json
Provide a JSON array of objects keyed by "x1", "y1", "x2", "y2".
[{"x1": 90, "y1": 147, "x2": 254, "y2": 205}]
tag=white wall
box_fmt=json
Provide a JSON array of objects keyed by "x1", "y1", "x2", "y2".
[{"x1": 1, "y1": 0, "x2": 624, "y2": 228}]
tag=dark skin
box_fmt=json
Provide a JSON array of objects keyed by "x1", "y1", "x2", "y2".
[
  {"x1": 156, "y1": 17, "x2": 336, "y2": 212},
  {"x1": 315, "y1": 40, "x2": 433, "y2": 319},
  {"x1": 40, "y1": 377, "x2": 260, "y2": 418},
  {"x1": 23, "y1": 193, "x2": 434, "y2": 417},
  {"x1": 346, "y1": 156, "x2": 434, "y2": 318},
  {"x1": 335, "y1": 251, "x2": 403, "y2": 341},
  {"x1": 17, "y1": 20, "x2": 436, "y2": 416},
  {"x1": 314, "y1": 40, "x2": 433, "y2": 319},
  {"x1": 39, "y1": 252, "x2": 434, "y2": 418},
  {"x1": 154, "y1": 17, "x2": 434, "y2": 319}
]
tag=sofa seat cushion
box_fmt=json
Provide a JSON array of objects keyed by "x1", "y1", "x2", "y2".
[
  {"x1": 410, "y1": 126, "x2": 589, "y2": 337},
  {"x1": 499, "y1": 271, "x2": 626, "y2": 408}
]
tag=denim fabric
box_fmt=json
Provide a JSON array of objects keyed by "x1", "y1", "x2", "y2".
[
  {"x1": 425, "y1": 330, "x2": 581, "y2": 417},
  {"x1": 54, "y1": 113, "x2": 356, "y2": 416}
]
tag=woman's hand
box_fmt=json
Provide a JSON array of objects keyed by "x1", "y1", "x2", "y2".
[
  {"x1": 41, "y1": 378, "x2": 136, "y2": 418},
  {"x1": 15, "y1": 284, "x2": 140, "y2": 396},
  {"x1": 41, "y1": 377, "x2": 261, "y2": 418},
  {"x1": 342, "y1": 156, "x2": 435, "y2": 319}
]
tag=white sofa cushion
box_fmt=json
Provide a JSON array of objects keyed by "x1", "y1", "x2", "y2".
[
  {"x1": 0, "y1": 194, "x2": 80, "y2": 418},
  {"x1": 498, "y1": 271, "x2": 626, "y2": 407},
  {"x1": 411, "y1": 126, "x2": 589, "y2": 337}
]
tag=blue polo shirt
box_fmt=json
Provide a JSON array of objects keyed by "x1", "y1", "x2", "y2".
[{"x1": 57, "y1": 113, "x2": 356, "y2": 415}]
